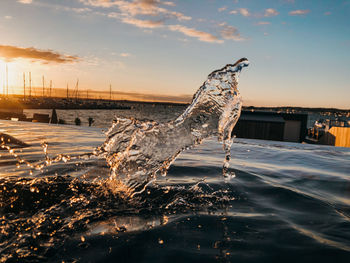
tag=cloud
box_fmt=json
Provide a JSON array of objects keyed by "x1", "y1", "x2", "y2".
[
  {"x1": 132, "y1": 1, "x2": 190, "y2": 20},
  {"x1": 108, "y1": 11, "x2": 164, "y2": 29},
  {"x1": 289, "y1": 9, "x2": 310, "y2": 16},
  {"x1": 104, "y1": 90, "x2": 192, "y2": 103},
  {"x1": 220, "y1": 25, "x2": 246, "y2": 41},
  {"x1": 80, "y1": 1, "x2": 240, "y2": 44},
  {"x1": 80, "y1": 0, "x2": 190, "y2": 21},
  {"x1": 0, "y1": 45, "x2": 79, "y2": 64},
  {"x1": 120, "y1": 16, "x2": 164, "y2": 28},
  {"x1": 120, "y1": 52, "x2": 131, "y2": 57},
  {"x1": 264, "y1": 8, "x2": 279, "y2": 17},
  {"x1": 163, "y1": 1, "x2": 175, "y2": 7},
  {"x1": 238, "y1": 8, "x2": 250, "y2": 17},
  {"x1": 116, "y1": 0, "x2": 190, "y2": 20},
  {"x1": 230, "y1": 8, "x2": 251, "y2": 17},
  {"x1": 70, "y1": 7, "x2": 92, "y2": 13},
  {"x1": 78, "y1": 0, "x2": 117, "y2": 8},
  {"x1": 230, "y1": 7, "x2": 279, "y2": 18},
  {"x1": 218, "y1": 6, "x2": 227, "y2": 12},
  {"x1": 4, "y1": 16, "x2": 13, "y2": 19},
  {"x1": 168, "y1": 25, "x2": 223, "y2": 43},
  {"x1": 17, "y1": 0, "x2": 32, "y2": 4},
  {"x1": 256, "y1": 21, "x2": 271, "y2": 25}
]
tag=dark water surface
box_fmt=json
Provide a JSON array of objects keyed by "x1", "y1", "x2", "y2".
[{"x1": 1, "y1": 120, "x2": 350, "y2": 262}]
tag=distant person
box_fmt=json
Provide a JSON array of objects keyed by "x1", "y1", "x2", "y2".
[
  {"x1": 88, "y1": 117, "x2": 94, "y2": 127},
  {"x1": 75, "y1": 117, "x2": 81, "y2": 126},
  {"x1": 50, "y1": 109, "x2": 58, "y2": 124}
]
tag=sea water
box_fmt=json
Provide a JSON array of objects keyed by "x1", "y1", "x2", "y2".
[
  {"x1": 1, "y1": 58, "x2": 350, "y2": 262},
  {"x1": 1, "y1": 120, "x2": 349, "y2": 262}
]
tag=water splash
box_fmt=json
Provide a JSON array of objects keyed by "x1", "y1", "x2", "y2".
[
  {"x1": 0, "y1": 174, "x2": 235, "y2": 262},
  {"x1": 97, "y1": 58, "x2": 249, "y2": 192},
  {"x1": 0, "y1": 58, "x2": 249, "y2": 195}
]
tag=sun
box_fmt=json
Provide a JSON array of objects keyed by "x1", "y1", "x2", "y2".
[
  {"x1": 0, "y1": 59, "x2": 12, "y2": 95},
  {"x1": 0, "y1": 60, "x2": 6, "y2": 95},
  {"x1": 0, "y1": 59, "x2": 20, "y2": 96}
]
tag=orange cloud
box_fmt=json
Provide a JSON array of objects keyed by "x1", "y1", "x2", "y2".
[
  {"x1": 121, "y1": 16, "x2": 164, "y2": 28},
  {"x1": 0, "y1": 45, "x2": 79, "y2": 64},
  {"x1": 120, "y1": 52, "x2": 131, "y2": 57},
  {"x1": 168, "y1": 25, "x2": 223, "y2": 43},
  {"x1": 81, "y1": 1, "x2": 246, "y2": 44},
  {"x1": 111, "y1": 90, "x2": 192, "y2": 103},
  {"x1": 107, "y1": 12, "x2": 164, "y2": 28},
  {"x1": 80, "y1": 0, "x2": 190, "y2": 20}
]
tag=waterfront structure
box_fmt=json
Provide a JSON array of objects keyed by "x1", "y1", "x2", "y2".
[{"x1": 233, "y1": 111, "x2": 308, "y2": 143}]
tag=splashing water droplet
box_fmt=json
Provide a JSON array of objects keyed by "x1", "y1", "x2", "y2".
[{"x1": 97, "y1": 58, "x2": 249, "y2": 193}]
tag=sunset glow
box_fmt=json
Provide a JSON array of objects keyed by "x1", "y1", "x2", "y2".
[{"x1": 0, "y1": 0, "x2": 349, "y2": 108}]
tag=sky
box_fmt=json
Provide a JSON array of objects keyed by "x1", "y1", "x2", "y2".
[{"x1": 0, "y1": 0, "x2": 349, "y2": 108}]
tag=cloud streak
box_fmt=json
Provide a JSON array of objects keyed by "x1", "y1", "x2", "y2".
[
  {"x1": 121, "y1": 16, "x2": 164, "y2": 28},
  {"x1": 289, "y1": 9, "x2": 310, "y2": 16},
  {"x1": 220, "y1": 25, "x2": 245, "y2": 41},
  {"x1": 110, "y1": 90, "x2": 192, "y2": 103},
  {"x1": 120, "y1": 52, "x2": 131, "y2": 57},
  {"x1": 0, "y1": 45, "x2": 79, "y2": 64},
  {"x1": 264, "y1": 8, "x2": 279, "y2": 17},
  {"x1": 17, "y1": 0, "x2": 32, "y2": 4},
  {"x1": 230, "y1": 8, "x2": 279, "y2": 18},
  {"x1": 80, "y1": 0, "x2": 190, "y2": 20},
  {"x1": 218, "y1": 6, "x2": 227, "y2": 12},
  {"x1": 256, "y1": 21, "x2": 271, "y2": 25},
  {"x1": 107, "y1": 12, "x2": 164, "y2": 28},
  {"x1": 80, "y1": 1, "x2": 245, "y2": 44},
  {"x1": 236, "y1": 8, "x2": 250, "y2": 17},
  {"x1": 169, "y1": 25, "x2": 223, "y2": 43}
]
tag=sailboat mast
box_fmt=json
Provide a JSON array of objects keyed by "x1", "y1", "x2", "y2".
[
  {"x1": 42, "y1": 76, "x2": 45, "y2": 97},
  {"x1": 23, "y1": 73, "x2": 26, "y2": 100},
  {"x1": 50, "y1": 80, "x2": 52, "y2": 97},
  {"x1": 6, "y1": 64, "x2": 8, "y2": 97},
  {"x1": 75, "y1": 79, "x2": 79, "y2": 101},
  {"x1": 29, "y1": 72, "x2": 32, "y2": 98}
]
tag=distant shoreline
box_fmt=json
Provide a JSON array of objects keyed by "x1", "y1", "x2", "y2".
[{"x1": 0, "y1": 96, "x2": 349, "y2": 115}]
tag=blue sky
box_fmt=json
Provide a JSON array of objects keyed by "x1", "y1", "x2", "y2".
[{"x1": 0, "y1": 0, "x2": 349, "y2": 108}]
